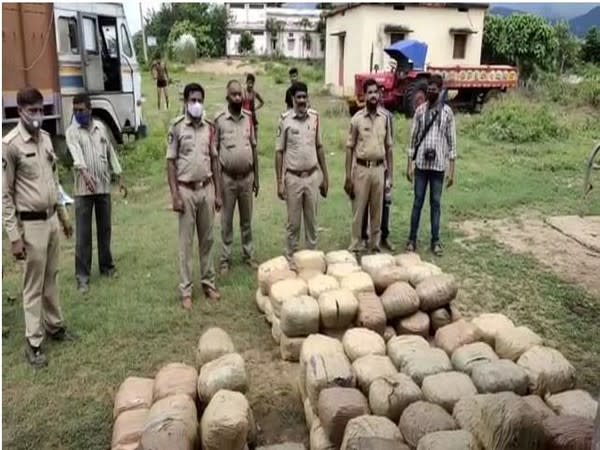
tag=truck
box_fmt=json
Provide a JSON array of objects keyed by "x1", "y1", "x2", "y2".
[
  {"x1": 2, "y1": 2, "x2": 145, "y2": 150},
  {"x1": 346, "y1": 40, "x2": 519, "y2": 117}
]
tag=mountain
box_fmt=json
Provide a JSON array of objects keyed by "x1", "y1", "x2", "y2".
[
  {"x1": 570, "y1": 6, "x2": 600, "y2": 37},
  {"x1": 491, "y1": 3, "x2": 596, "y2": 20},
  {"x1": 489, "y1": 6, "x2": 524, "y2": 17}
]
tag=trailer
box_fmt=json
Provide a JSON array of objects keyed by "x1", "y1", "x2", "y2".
[
  {"x1": 2, "y1": 2, "x2": 145, "y2": 147},
  {"x1": 346, "y1": 40, "x2": 518, "y2": 117}
]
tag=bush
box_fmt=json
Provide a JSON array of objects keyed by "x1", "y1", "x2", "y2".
[
  {"x1": 167, "y1": 20, "x2": 215, "y2": 60},
  {"x1": 172, "y1": 34, "x2": 197, "y2": 65},
  {"x1": 462, "y1": 95, "x2": 568, "y2": 143}
]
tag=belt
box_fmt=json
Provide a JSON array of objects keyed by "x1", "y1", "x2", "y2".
[
  {"x1": 177, "y1": 179, "x2": 212, "y2": 190},
  {"x1": 286, "y1": 167, "x2": 318, "y2": 178},
  {"x1": 19, "y1": 205, "x2": 57, "y2": 221},
  {"x1": 221, "y1": 167, "x2": 252, "y2": 180},
  {"x1": 356, "y1": 158, "x2": 384, "y2": 168}
]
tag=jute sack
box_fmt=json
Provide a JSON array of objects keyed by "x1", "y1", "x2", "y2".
[
  {"x1": 451, "y1": 342, "x2": 499, "y2": 375},
  {"x1": 429, "y1": 307, "x2": 451, "y2": 333},
  {"x1": 399, "y1": 401, "x2": 457, "y2": 449},
  {"x1": 280, "y1": 334, "x2": 305, "y2": 362},
  {"x1": 516, "y1": 345, "x2": 575, "y2": 396},
  {"x1": 258, "y1": 256, "x2": 290, "y2": 294},
  {"x1": 200, "y1": 389, "x2": 254, "y2": 450},
  {"x1": 471, "y1": 313, "x2": 514, "y2": 346},
  {"x1": 255, "y1": 288, "x2": 269, "y2": 313},
  {"x1": 360, "y1": 254, "x2": 395, "y2": 278},
  {"x1": 416, "y1": 430, "x2": 479, "y2": 450},
  {"x1": 299, "y1": 269, "x2": 323, "y2": 283},
  {"x1": 416, "y1": 274, "x2": 458, "y2": 312},
  {"x1": 340, "y1": 415, "x2": 404, "y2": 450},
  {"x1": 380, "y1": 282, "x2": 419, "y2": 320},
  {"x1": 195, "y1": 327, "x2": 235, "y2": 368},
  {"x1": 523, "y1": 395, "x2": 556, "y2": 420},
  {"x1": 280, "y1": 295, "x2": 320, "y2": 337},
  {"x1": 141, "y1": 394, "x2": 198, "y2": 450},
  {"x1": 396, "y1": 311, "x2": 430, "y2": 338},
  {"x1": 372, "y1": 266, "x2": 411, "y2": 295},
  {"x1": 394, "y1": 252, "x2": 422, "y2": 268},
  {"x1": 323, "y1": 328, "x2": 346, "y2": 341},
  {"x1": 269, "y1": 278, "x2": 309, "y2": 317},
  {"x1": 326, "y1": 250, "x2": 358, "y2": 266},
  {"x1": 153, "y1": 363, "x2": 198, "y2": 402},
  {"x1": 318, "y1": 387, "x2": 371, "y2": 447},
  {"x1": 327, "y1": 263, "x2": 362, "y2": 283},
  {"x1": 272, "y1": 316, "x2": 281, "y2": 344},
  {"x1": 383, "y1": 326, "x2": 396, "y2": 342},
  {"x1": 401, "y1": 348, "x2": 452, "y2": 386},
  {"x1": 310, "y1": 418, "x2": 336, "y2": 450},
  {"x1": 471, "y1": 359, "x2": 528, "y2": 395},
  {"x1": 197, "y1": 353, "x2": 248, "y2": 404},
  {"x1": 300, "y1": 334, "x2": 345, "y2": 395},
  {"x1": 306, "y1": 351, "x2": 356, "y2": 406},
  {"x1": 112, "y1": 409, "x2": 148, "y2": 450},
  {"x1": 387, "y1": 335, "x2": 430, "y2": 370},
  {"x1": 369, "y1": 373, "x2": 423, "y2": 422},
  {"x1": 355, "y1": 292, "x2": 386, "y2": 336},
  {"x1": 305, "y1": 397, "x2": 315, "y2": 429},
  {"x1": 341, "y1": 272, "x2": 375, "y2": 296},
  {"x1": 318, "y1": 288, "x2": 359, "y2": 331},
  {"x1": 495, "y1": 326, "x2": 543, "y2": 361},
  {"x1": 113, "y1": 377, "x2": 154, "y2": 420},
  {"x1": 352, "y1": 355, "x2": 397, "y2": 393},
  {"x1": 264, "y1": 298, "x2": 275, "y2": 324},
  {"x1": 263, "y1": 268, "x2": 297, "y2": 296},
  {"x1": 344, "y1": 437, "x2": 410, "y2": 450},
  {"x1": 421, "y1": 371, "x2": 477, "y2": 413},
  {"x1": 342, "y1": 328, "x2": 386, "y2": 362},
  {"x1": 309, "y1": 274, "x2": 340, "y2": 298},
  {"x1": 407, "y1": 264, "x2": 443, "y2": 287},
  {"x1": 543, "y1": 415, "x2": 594, "y2": 450},
  {"x1": 434, "y1": 319, "x2": 480, "y2": 355},
  {"x1": 294, "y1": 250, "x2": 327, "y2": 273},
  {"x1": 545, "y1": 390, "x2": 598, "y2": 420}
]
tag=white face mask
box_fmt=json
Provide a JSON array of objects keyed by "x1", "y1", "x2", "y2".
[{"x1": 187, "y1": 102, "x2": 203, "y2": 119}]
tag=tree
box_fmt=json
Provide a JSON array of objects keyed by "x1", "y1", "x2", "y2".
[
  {"x1": 553, "y1": 21, "x2": 581, "y2": 73},
  {"x1": 266, "y1": 18, "x2": 285, "y2": 54},
  {"x1": 132, "y1": 31, "x2": 145, "y2": 64},
  {"x1": 173, "y1": 34, "x2": 197, "y2": 65},
  {"x1": 167, "y1": 20, "x2": 215, "y2": 60},
  {"x1": 238, "y1": 31, "x2": 254, "y2": 55},
  {"x1": 582, "y1": 27, "x2": 600, "y2": 64}
]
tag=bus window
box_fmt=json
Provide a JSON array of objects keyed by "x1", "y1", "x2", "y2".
[
  {"x1": 120, "y1": 24, "x2": 133, "y2": 58},
  {"x1": 58, "y1": 17, "x2": 79, "y2": 54}
]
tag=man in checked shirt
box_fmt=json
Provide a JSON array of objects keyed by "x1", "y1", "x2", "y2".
[{"x1": 406, "y1": 75, "x2": 456, "y2": 256}]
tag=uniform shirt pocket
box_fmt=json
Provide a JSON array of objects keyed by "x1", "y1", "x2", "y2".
[{"x1": 19, "y1": 152, "x2": 40, "y2": 179}]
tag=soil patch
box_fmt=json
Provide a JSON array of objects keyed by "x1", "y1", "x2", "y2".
[{"x1": 187, "y1": 58, "x2": 263, "y2": 76}]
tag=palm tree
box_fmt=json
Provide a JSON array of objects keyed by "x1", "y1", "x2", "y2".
[
  {"x1": 266, "y1": 17, "x2": 285, "y2": 55},
  {"x1": 298, "y1": 17, "x2": 312, "y2": 58}
]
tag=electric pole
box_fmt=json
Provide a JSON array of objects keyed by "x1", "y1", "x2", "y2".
[{"x1": 140, "y1": 2, "x2": 148, "y2": 62}]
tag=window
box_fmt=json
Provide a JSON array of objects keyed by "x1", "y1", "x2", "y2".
[
  {"x1": 393, "y1": 5, "x2": 405, "y2": 10},
  {"x1": 230, "y1": 3, "x2": 244, "y2": 8},
  {"x1": 288, "y1": 32, "x2": 294, "y2": 38},
  {"x1": 390, "y1": 32, "x2": 405, "y2": 44},
  {"x1": 287, "y1": 39, "x2": 295, "y2": 51},
  {"x1": 58, "y1": 17, "x2": 79, "y2": 54},
  {"x1": 458, "y1": 7, "x2": 469, "y2": 12},
  {"x1": 271, "y1": 39, "x2": 278, "y2": 50},
  {"x1": 320, "y1": 38, "x2": 325, "y2": 52},
  {"x1": 120, "y1": 24, "x2": 133, "y2": 58},
  {"x1": 453, "y1": 34, "x2": 467, "y2": 59},
  {"x1": 83, "y1": 17, "x2": 98, "y2": 53},
  {"x1": 305, "y1": 38, "x2": 311, "y2": 51},
  {"x1": 249, "y1": 3, "x2": 264, "y2": 8},
  {"x1": 102, "y1": 24, "x2": 118, "y2": 57}
]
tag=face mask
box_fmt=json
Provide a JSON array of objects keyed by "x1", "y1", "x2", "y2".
[
  {"x1": 187, "y1": 102, "x2": 203, "y2": 119},
  {"x1": 20, "y1": 110, "x2": 43, "y2": 132},
  {"x1": 75, "y1": 112, "x2": 91, "y2": 127},
  {"x1": 427, "y1": 92, "x2": 439, "y2": 103}
]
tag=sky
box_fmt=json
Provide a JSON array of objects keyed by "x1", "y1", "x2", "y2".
[{"x1": 124, "y1": 1, "x2": 163, "y2": 34}]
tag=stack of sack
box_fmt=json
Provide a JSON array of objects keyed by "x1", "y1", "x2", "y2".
[{"x1": 111, "y1": 327, "x2": 256, "y2": 450}]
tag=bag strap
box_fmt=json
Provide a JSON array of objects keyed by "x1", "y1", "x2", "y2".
[{"x1": 412, "y1": 107, "x2": 441, "y2": 161}]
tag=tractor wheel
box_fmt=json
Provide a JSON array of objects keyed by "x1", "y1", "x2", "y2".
[{"x1": 404, "y1": 78, "x2": 429, "y2": 117}]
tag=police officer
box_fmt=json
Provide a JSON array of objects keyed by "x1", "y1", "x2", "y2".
[
  {"x1": 215, "y1": 80, "x2": 259, "y2": 275},
  {"x1": 166, "y1": 83, "x2": 222, "y2": 310},
  {"x1": 276, "y1": 81, "x2": 329, "y2": 265},
  {"x1": 2, "y1": 87, "x2": 77, "y2": 368},
  {"x1": 345, "y1": 78, "x2": 393, "y2": 255}
]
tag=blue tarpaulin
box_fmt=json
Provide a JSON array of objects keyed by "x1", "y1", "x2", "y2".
[{"x1": 384, "y1": 40, "x2": 428, "y2": 70}]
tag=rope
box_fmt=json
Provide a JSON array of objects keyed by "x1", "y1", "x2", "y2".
[{"x1": 18, "y1": 7, "x2": 55, "y2": 72}]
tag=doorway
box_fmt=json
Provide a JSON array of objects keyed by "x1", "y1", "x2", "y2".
[
  {"x1": 98, "y1": 16, "x2": 122, "y2": 92},
  {"x1": 338, "y1": 34, "x2": 345, "y2": 87}
]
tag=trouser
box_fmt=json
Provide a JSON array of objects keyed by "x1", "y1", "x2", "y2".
[
  {"x1": 178, "y1": 182, "x2": 216, "y2": 298},
  {"x1": 75, "y1": 194, "x2": 114, "y2": 285},
  {"x1": 21, "y1": 214, "x2": 64, "y2": 347},
  {"x1": 220, "y1": 172, "x2": 254, "y2": 267},
  {"x1": 409, "y1": 169, "x2": 444, "y2": 246},
  {"x1": 349, "y1": 164, "x2": 385, "y2": 252},
  {"x1": 362, "y1": 171, "x2": 391, "y2": 241},
  {"x1": 284, "y1": 170, "x2": 320, "y2": 260}
]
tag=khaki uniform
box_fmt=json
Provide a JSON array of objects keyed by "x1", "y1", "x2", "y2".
[
  {"x1": 2, "y1": 123, "x2": 66, "y2": 347},
  {"x1": 347, "y1": 107, "x2": 392, "y2": 252},
  {"x1": 276, "y1": 109, "x2": 322, "y2": 259},
  {"x1": 166, "y1": 115, "x2": 217, "y2": 298},
  {"x1": 214, "y1": 108, "x2": 256, "y2": 268}
]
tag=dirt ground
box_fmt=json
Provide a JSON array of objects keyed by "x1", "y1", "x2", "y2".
[
  {"x1": 456, "y1": 215, "x2": 600, "y2": 298},
  {"x1": 187, "y1": 58, "x2": 263, "y2": 76}
]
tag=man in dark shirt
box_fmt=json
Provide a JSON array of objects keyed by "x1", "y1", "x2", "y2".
[{"x1": 284, "y1": 67, "x2": 299, "y2": 110}]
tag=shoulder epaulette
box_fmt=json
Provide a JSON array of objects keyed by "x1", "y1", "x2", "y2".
[
  {"x1": 2, "y1": 127, "x2": 19, "y2": 145},
  {"x1": 170, "y1": 115, "x2": 186, "y2": 127},
  {"x1": 280, "y1": 110, "x2": 291, "y2": 120},
  {"x1": 203, "y1": 117, "x2": 214, "y2": 127},
  {"x1": 308, "y1": 108, "x2": 319, "y2": 116},
  {"x1": 213, "y1": 110, "x2": 227, "y2": 122}
]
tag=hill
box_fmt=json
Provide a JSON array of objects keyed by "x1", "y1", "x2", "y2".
[{"x1": 570, "y1": 5, "x2": 600, "y2": 37}]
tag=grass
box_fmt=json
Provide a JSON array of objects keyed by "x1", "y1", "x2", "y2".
[{"x1": 3, "y1": 62, "x2": 600, "y2": 449}]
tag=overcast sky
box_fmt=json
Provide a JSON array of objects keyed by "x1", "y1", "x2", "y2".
[{"x1": 124, "y1": 1, "x2": 163, "y2": 34}]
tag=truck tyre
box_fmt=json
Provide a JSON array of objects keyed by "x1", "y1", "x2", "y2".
[{"x1": 404, "y1": 78, "x2": 429, "y2": 117}]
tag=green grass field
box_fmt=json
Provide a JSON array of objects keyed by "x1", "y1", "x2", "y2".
[{"x1": 3, "y1": 60, "x2": 600, "y2": 449}]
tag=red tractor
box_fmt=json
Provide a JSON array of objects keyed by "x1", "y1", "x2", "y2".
[{"x1": 346, "y1": 40, "x2": 519, "y2": 117}]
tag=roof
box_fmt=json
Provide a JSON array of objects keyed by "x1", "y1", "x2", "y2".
[{"x1": 323, "y1": 3, "x2": 489, "y2": 19}]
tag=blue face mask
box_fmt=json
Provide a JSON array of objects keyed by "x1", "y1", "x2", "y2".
[{"x1": 75, "y1": 112, "x2": 91, "y2": 127}]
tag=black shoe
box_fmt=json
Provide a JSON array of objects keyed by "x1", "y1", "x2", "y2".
[
  {"x1": 25, "y1": 342, "x2": 48, "y2": 369},
  {"x1": 101, "y1": 268, "x2": 118, "y2": 278},
  {"x1": 406, "y1": 241, "x2": 416, "y2": 252},
  {"x1": 432, "y1": 242, "x2": 444, "y2": 256},
  {"x1": 381, "y1": 239, "x2": 395, "y2": 252},
  {"x1": 49, "y1": 327, "x2": 79, "y2": 342},
  {"x1": 77, "y1": 282, "x2": 89, "y2": 294}
]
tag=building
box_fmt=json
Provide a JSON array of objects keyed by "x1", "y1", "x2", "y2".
[
  {"x1": 324, "y1": 3, "x2": 488, "y2": 95},
  {"x1": 226, "y1": 3, "x2": 324, "y2": 59}
]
